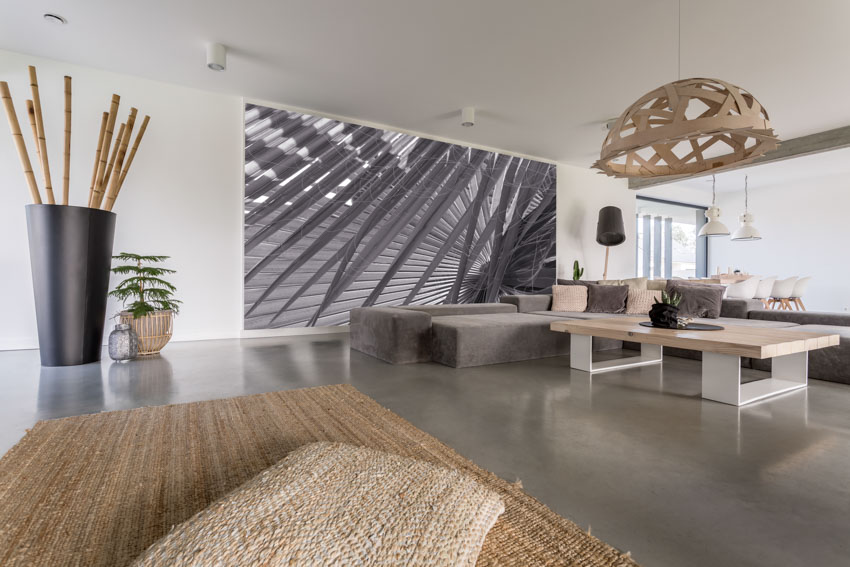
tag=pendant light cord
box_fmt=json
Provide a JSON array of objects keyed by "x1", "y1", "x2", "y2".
[
  {"x1": 677, "y1": 0, "x2": 682, "y2": 80},
  {"x1": 711, "y1": 175, "x2": 717, "y2": 207},
  {"x1": 744, "y1": 175, "x2": 749, "y2": 211}
]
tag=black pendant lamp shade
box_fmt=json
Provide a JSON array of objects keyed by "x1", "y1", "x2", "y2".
[{"x1": 596, "y1": 206, "x2": 626, "y2": 246}]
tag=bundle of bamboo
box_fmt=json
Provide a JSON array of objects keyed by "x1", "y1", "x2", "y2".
[{"x1": 0, "y1": 65, "x2": 150, "y2": 211}]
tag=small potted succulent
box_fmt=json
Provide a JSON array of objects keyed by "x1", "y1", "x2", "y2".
[
  {"x1": 109, "y1": 253, "x2": 181, "y2": 355},
  {"x1": 649, "y1": 290, "x2": 682, "y2": 329}
]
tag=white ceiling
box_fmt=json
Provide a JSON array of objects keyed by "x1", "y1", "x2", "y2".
[{"x1": 2, "y1": 0, "x2": 850, "y2": 165}]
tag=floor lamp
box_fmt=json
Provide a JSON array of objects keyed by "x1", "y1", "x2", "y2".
[{"x1": 596, "y1": 206, "x2": 626, "y2": 280}]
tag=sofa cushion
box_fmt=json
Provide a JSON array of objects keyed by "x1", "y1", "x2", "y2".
[
  {"x1": 647, "y1": 279, "x2": 668, "y2": 291},
  {"x1": 499, "y1": 294, "x2": 552, "y2": 313},
  {"x1": 626, "y1": 289, "x2": 662, "y2": 315},
  {"x1": 668, "y1": 282, "x2": 724, "y2": 319},
  {"x1": 552, "y1": 285, "x2": 587, "y2": 312},
  {"x1": 430, "y1": 313, "x2": 573, "y2": 368},
  {"x1": 586, "y1": 284, "x2": 628, "y2": 313},
  {"x1": 529, "y1": 311, "x2": 631, "y2": 320},
  {"x1": 596, "y1": 277, "x2": 648, "y2": 290},
  {"x1": 720, "y1": 298, "x2": 764, "y2": 319},
  {"x1": 748, "y1": 309, "x2": 850, "y2": 327},
  {"x1": 400, "y1": 303, "x2": 516, "y2": 317},
  {"x1": 350, "y1": 307, "x2": 432, "y2": 364},
  {"x1": 555, "y1": 279, "x2": 597, "y2": 286},
  {"x1": 750, "y1": 324, "x2": 849, "y2": 385}
]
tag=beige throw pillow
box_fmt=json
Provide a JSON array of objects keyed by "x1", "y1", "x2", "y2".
[
  {"x1": 626, "y1": 289, "x2": 662, "y2": 315},
  {"x1": 552, "y1": 285, "x2": 588, "y2": 312},
  {"x1": 133, "y1": 443, "x2": 505, "y2": 567}
]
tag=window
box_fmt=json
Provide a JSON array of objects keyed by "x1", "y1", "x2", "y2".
[{"x1": 635, "y1": 197, "x2": 707, "y2": 279}]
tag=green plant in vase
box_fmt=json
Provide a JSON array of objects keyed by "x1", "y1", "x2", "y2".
[
  {"x1": 109, "y1": 253, "x2": 180, "y2": 355},
  {"x1": 649, "y1": 290, "x2": 683, "y2": 328}
]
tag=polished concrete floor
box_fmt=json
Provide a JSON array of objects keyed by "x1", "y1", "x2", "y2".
[{"x1": 1, "y1": 334, "x2": 849, "y2": 567}]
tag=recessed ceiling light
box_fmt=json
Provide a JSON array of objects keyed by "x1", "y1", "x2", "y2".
[{"x1": 43, "y1": 13, "x2": 67, "y2": 25}]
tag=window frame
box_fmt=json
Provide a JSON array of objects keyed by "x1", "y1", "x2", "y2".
[{"x1": 635, "y1": 196, "x2": 709, "y2": 279}]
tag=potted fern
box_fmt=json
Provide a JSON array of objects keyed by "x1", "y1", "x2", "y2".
[
  {"x1": 109, "y1": 253, "x2": 181, "y2": 355},
  {"x1": 648, "y1": 290, "x2": 682, "y2": 329}
]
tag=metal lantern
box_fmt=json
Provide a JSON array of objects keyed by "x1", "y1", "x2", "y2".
[{"x1": 108, "y1": 323, "x2": 139, "y2": 361}]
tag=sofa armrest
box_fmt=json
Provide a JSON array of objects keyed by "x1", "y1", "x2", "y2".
[
  {"x1": 720, "y1": 298, "x2": 763, "y2": 319},
  {"x1": 350, "y1": 307, "x2": 432, "y2": 364},
  {"x1": 500, "y1": 294, "x2": 553, "y2": 313}
]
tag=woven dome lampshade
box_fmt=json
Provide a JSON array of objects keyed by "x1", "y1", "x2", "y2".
[{"x1": 593, "y1": 78, "x2": 779, "y2": 179}]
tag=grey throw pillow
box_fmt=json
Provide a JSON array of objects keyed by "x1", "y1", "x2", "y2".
[
  {"x1": 667, "y1": 282, "x2": 724, "y2": 318},
  {"x1": 585, "y1": 284, "x2": 628, "y2": 313}
]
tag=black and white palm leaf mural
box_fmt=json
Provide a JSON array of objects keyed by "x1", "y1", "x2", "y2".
[{"x1": 244, "y1": 104, "x2": 557, "y2": 328}]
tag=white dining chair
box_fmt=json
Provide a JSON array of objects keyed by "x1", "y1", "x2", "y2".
[
  {"x1": 789, "y1": 276, "x2": 812, "y2": 311},
  {"x1": 725, "y1": 276, "x2": 760, "y2": 300},
  {"x1": 769, "y1": 277, "x2": 798, "y2": 310},
  {"x1": 753, "y1": 276, "x2": 776, "y2": 309}
]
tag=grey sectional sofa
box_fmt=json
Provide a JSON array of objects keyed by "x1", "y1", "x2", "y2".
[{"x1": 349, "y1": 295, "x2": 849, "y2": 385}]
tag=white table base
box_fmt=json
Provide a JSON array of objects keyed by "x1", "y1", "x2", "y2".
[
  {"x1": 569, "y1": 334, "x2": 662, "y2": 374},
  {"x1": 569, "y1": 334, "x2": 809, "y2": 406},
  {"x1": 702, "y1": 351, "x2": 808, "y2": 406}
]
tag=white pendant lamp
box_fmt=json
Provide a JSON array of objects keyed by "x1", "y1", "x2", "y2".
[
  {"x1": 698, "y1": 175, "x2": 730, "y2": 237},
  {"x1": 731, "y1": 175, "x2": 761, "y2": 241}
]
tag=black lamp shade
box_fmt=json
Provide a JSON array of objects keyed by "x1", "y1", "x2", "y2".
[{"x1": 596, "y1": 206, "x2": 626, "y2": 246}]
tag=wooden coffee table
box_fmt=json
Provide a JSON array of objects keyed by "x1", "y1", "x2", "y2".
[{"x1": 549, "y1": 317, "x2": 840, "y2": 406}]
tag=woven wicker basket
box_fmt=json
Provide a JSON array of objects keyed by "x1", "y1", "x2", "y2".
[{"x1": 120, "y1": 310, "x2": 173, "y2": 356}]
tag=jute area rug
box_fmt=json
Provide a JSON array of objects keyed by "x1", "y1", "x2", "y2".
[{"x1": 0, "y1": 384, "x2": 638, "y2": 566}]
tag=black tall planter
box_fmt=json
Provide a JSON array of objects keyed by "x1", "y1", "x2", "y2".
[{"x1": 26, "y1": 205, "x2": 117, "y2": 366}]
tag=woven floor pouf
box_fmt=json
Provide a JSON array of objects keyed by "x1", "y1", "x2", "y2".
[{"x1": 132, "y1": 442, "x2": 505, "y2": 566}]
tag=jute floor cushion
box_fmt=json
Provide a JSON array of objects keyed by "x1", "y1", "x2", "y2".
[
  {"x1": 133, "y1": 442, "x2": 505, "y2": 566},
  {"x1": 0, "y1": 384, "x2": 639, "y2": 566}
]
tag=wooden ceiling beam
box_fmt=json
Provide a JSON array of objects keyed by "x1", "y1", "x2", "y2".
[{"x1": 628, "y1": 124, "x2": 850, "y2": 190}]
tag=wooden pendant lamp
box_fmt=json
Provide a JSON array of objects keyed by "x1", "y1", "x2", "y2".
[
  {"x1": 593, "y1": 1, "x2": 778, "y2": 179},
  {"x1": 593, "y1": 78, "x2": 779, "y2": 179}
]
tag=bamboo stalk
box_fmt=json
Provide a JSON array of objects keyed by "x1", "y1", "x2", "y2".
[
  {"x1": 114, "y1": 115, "x2": 149, "y2": 198},
  {"x1": 0, "y1": 82, "x2": 42, "y2": 204},
  {"x1": 102, "y1": 108, "x2": 137, "y2": 211},
  {"x1": 100, "y1": 122, "x2": 125, "y2": 192},
  {"x1": 62, "y1": 76, "x2": 71, "y2": 205},
  {"x1": 92, "y1": 122, "x2": 124, "y2": 208},
  {"x1": 28, "y1": 66, "x2": 55, "y2": 204},
  {"x1": 88, "y1": 112, "x2": 108, "y2": 207},
  {"x1": 92, "y1": 94, "x2": 120, "y2": 207},
  {"x1": 25, "y1": 100, "x2": 41, "y2": 165}
]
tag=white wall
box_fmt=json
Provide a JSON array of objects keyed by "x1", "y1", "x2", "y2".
[
  {"x1": 711, "y1": 176, "x2": 850, "y2": 312},
  {"x1": 0, "y1": 49, "x2": 244, "y2": 350},
  {"x1": 0, "y1": 48, "x2": 636, "y2": 351},
  {"x1": 556, "y1": 165, "x2": 633, "y2": 281}
]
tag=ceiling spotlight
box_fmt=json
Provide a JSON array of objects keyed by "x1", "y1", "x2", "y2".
[
  {"x1": 43, "y1": 13, "x2": 67, "y2": 25},
  {"x1": 461, "y1": 106, "x2": 475, "y2": 127},
  {"x1": 206, "y1": 43, "x2": 227, "y2": 71}
]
